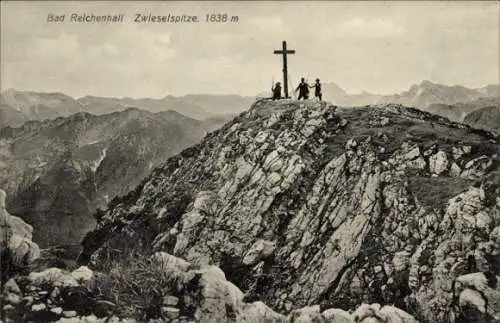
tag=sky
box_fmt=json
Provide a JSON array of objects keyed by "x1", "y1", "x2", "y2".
[{"x1": 1, "y1": 1, "x2": 499, "y2": 98}]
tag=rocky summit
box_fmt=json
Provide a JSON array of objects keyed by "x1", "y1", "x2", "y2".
[{"x1": 73, "y1": 99, "x2": 500, "y2": 322}]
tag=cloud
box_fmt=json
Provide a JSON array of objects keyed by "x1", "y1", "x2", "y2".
[
  {"x1": 338, "y1": 17, "x2": 407, "y2": 38},
  {"x1": 1, "y1": 2, "x2": 497, "y2": 97},
  {"x1": 249, "y1": 16, "x2": 292, "y2": 34},
  {"x1": 102, "y1": 43, "x2": 119, "y2": 56}
]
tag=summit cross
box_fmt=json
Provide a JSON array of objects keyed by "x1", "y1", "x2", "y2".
[{"x1": 274, "y1": 40, "x2": 295, "y2": 99}]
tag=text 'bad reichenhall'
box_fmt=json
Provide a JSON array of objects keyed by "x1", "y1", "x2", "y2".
[{"x1": 47, "y1": 13, "x2": 200, "y2": 23}]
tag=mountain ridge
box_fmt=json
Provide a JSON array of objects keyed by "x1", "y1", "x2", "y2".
[
  {"x1": 0, "y1": 108, "x2": 227, "y2": 247},
  {"x1": 463, "y1": 105, "x2": 500, "y2": 134},
  {"x1": 0, "y1": 89, "x2": 255, "y2": 129},
  {"x1": 322, "y1": 80, "x2": 499, "y2": 108},
  {"x1": 79, "y1": 99, "x2": 500, "y2": 322}
]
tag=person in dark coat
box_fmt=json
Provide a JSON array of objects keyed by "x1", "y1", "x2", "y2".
[
  {"x1": 272, "y1": 82, "x2": 282, "y2": 100},
  {"x1": 310, "y1": 78, "x2": 322, "y2": 101},
  {"x1": 295, "y1": 78, "x2": 309, "y2": 100}
]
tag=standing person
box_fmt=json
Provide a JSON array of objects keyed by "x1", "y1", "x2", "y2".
[
  {"x1": 295, "y1": 77, "x2": 309, "y2": 100},
  {"x1": 272, "y1": 82, "x2": 282, "y2": 100},
  {"x1": 310, "y1": 78, "x2": 322, "y2": 101}
]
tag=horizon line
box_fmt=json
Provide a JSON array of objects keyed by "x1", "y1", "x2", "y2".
[{"x1": 1, "y1": 80, "x2": 499, "y2": 100}]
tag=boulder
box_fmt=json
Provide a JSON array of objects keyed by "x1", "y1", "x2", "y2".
[
  {"x1": 459, "y1": 289, "x2": 486, "y2": 313},
  {"x1": 288, "y1": 305, "x2": 323, "y2": 322},
  {"x1": 237, "y1": 301, "x2": 286, "y2": 323},
  {"x1": 379, "y1": 305, "x2": 419, "y2": 323},
  {"x1": 151, "y1": 251, "x2": 191, "y2": 280},
  {"x1": 321, "y1": 308, "x2": 354, "y2": 323},
  {"x1": 455, "y1": 272, "x2": 500, "y2": 319},
  {"x1": 452, "y1": 146, "x2": 472, "y2": 160},
  {"x1": 3, "y1": 278, "x2": 21, "y2": 295},
  {"x1": 0, "y1": 189, "x2": 40, "y2": 281},
  {"x1": 161, "y1": 306, "x2": 179, "y2": 320},
  {"x1": 352, "y1": 304, "x2": 418, "y2": 323},
  {"x1": 242, "y1": 239, "x2": 276, "y2": 265},
  {"x1": 62, "y1": 310, "x2": 77, "y2": 318},
  {"x1": 187, "y1": 265, "x2": 245, "y2": 323},
  {"x1": 71, "y1": 266, "x2": 94, "y2": 282},
  {"x1": 449, "y1": 162, "x2": 462, "y2": 177},
  {"x1": 403, "y1": 147, "x2": 420, "y2": 160},
  {"x1": 28, "y1": 268, "x2": 79, "y2": 288},
  {"x1": 50, "y1": 307, "x2": 63, "y2": 315},
  {"x1": 429, "y1": 151, "x2": 449, "y2": 175},
  {"x1": 162, "y1": 295, "x2": 179, "y2": 306}
]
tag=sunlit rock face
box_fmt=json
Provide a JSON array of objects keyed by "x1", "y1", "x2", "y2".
[{"x1": 82, "y1": 100, "x2": 500, "y2": 322}]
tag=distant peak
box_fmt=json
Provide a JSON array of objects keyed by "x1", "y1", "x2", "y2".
[
  {"x1": 158, "y1": 109, "x2": 182, "y2": 115},
  {"x1": 419, "y1": 80, "x2": 438, "y2": 88},
  {"x1": 1, "y1": 88, "x2": 20, "y2": 96},
  {"x1": 124, "y1": 106, "x2": 141, "y2": 112},
  {"x1": 323, "y1": 81, "x2": 342, "y2": 87}
]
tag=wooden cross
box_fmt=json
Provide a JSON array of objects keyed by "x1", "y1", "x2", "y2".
[{"x1": 274, "y1": 41, "x2": 295, "y2": 99}]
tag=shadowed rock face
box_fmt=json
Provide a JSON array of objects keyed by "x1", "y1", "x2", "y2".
[
  {"x1": 463, "y1": 105, "x2": 500, "y2": 135},
  {"x1": 0, "y1": 188, "x2": 40, "y2": 283},
  {"x1": 425, "y1": 96, "x2": 500, "y2": 127},
  {"x1": 81, "y1": 100, "x2": 500, "y2": 322}
]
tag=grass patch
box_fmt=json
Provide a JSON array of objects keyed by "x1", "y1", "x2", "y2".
[
  {"x1": 85, "y1": 252, "x2": 182, "y2": 321},
  {"x1": 408, "y1": 176, "x2": 473, "y2": 210}
]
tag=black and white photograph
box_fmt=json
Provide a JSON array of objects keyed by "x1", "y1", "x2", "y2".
[{"x1": 1, "y1": 1, "x2": 499, "y2": 322}]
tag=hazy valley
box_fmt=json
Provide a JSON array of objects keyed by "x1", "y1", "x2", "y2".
[{"x1": 0, "y1": 108, "x2": 230, "y2": 247}]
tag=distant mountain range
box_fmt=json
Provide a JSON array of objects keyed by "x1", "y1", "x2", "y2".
[
  {"x1": 321, "y1": 81, "x2": 500, "y2": 133},
  {"x1": 2, "y1": 82, "x2": 498, "y2": 129},
  {"x1": 0, "y1": 108, "x2": 229, "y2": 247},
  {"x1": 322, "y1": 80, "x2": 499, "y2": 109},
  {"x1": 1, "y1": 90, "x2": 79, "y2": 128},
  {"x1": 0, "y1": 89, "x2": 253, "y2": 129}
]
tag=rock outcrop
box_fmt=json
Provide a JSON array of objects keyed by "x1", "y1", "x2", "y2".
[
  {"x1": 2, "y1": 251, "x2": 417, "y2": 323},
  {"x1": 0, "y1": 188, "x2": 40, "y2": 283},
  {"x1": 80, "y1": 100, "x2": 499, "y2": 322},
  {"x1": 1, "y1": 265, "x2": 124, "y2": 323}
]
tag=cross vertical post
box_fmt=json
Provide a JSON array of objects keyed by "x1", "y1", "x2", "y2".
[{"x1": 274, "y1": 41, "x2": 295, "y2": 99}]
